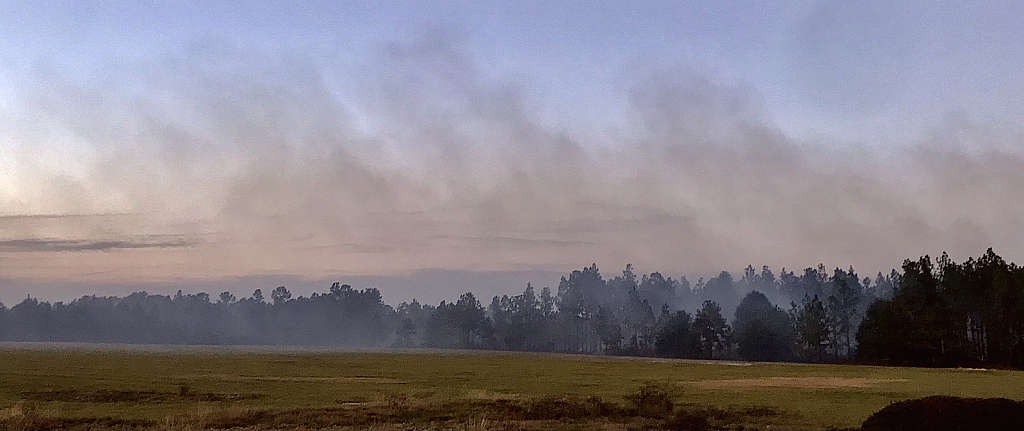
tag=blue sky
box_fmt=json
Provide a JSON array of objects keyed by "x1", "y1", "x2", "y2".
[
  {"x1": 4, "y1": 1, "x2": 1020, "y2": 142},
  {"x1": 0, "y1": 1, "x2": 1021, "y2": 304}
]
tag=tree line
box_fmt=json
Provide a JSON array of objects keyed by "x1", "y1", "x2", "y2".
[{"x1": 0, "y1": 249, "x2": 1019, "y2": 368}]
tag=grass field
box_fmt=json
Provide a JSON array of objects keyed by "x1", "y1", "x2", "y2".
[{"x1": 0, "y1": 343, "x2": 1020, "y2": 430}]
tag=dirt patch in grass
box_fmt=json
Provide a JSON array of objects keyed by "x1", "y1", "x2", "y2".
[
  {"x1": 464, "y1": 389, "x2": 522, "y2": 400},
  {"x1": 695, "y1": 377, "x2": 909, "y2": 390}
]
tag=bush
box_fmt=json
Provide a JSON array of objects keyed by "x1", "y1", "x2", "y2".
[
  {"x1": 861, "y1": 396, "x2": 1024, "y2": 431},
  {"x1": 625, "y1": 383, "x2": 675, "y2": 418},
  {"x1": 665, "y1": 409, "x2": 712, "y2": 431}
]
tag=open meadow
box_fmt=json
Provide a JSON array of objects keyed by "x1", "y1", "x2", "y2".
[{"x1": 0, "y1": 343, "x2": 1020, "y2": 430}]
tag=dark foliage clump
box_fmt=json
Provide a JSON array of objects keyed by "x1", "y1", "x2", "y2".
[
  {"x1": 625, "y1": 383, "x2": 675, "y2": 418},
  {"x1": 733, "y1": 291, "x2": 795, "y2": 362},
  {"x1": 665, "y1": 410, "x2": 713, "y2": 431},
  {"x1": 857, "y1": 250, "x2": 1024, "y2": 368},
  {"x1": 861, "y1": 396, "x2": 1024, "y2": 431}
]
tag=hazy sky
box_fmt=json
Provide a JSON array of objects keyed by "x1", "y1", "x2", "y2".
[{"x1": 1, "y1": 1, "x2": 1022, "y2": 305}]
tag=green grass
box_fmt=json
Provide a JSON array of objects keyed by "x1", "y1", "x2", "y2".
[{"x1": 0, "y1": 344, "x2": 1020, "y2": 429}]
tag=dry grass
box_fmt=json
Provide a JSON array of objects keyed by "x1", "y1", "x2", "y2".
[
  {"x1": 0, "y1": 400, "x2": 157, "y2": 431},
  {"x1": 152, "y1": 394, "x2": 782, "y2": 430},
  {"x1": 0, "y1": 391, "x2": 784, "y2": 430},
  {"x1": 21, "y1": 387, "x2": 262, "y2": 403}
]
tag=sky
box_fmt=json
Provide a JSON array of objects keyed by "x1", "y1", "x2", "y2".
[{"x1": 0, "y1": 1, "x2": 1022, "y2": 305}]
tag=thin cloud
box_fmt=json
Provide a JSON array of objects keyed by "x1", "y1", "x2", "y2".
[{"x1": 0, "y1": 237, "x2": 195, "y2": 252}]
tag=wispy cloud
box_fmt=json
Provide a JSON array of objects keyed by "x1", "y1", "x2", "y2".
[{"x1": 0, "y1": 237, "x2": 195, "y2": 252}]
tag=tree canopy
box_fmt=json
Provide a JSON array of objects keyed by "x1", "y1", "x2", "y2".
[{"x1": 1, "y1": 250, "x2": 1020, "y2": 369}]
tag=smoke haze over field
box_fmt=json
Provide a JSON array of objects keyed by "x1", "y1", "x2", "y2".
[{"x1": 0, "y1": 2, "x2": 1021, "y2": 305}]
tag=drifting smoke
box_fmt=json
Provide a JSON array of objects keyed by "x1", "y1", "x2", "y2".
[{"x1": 0, "y1": 30, "x2": 1021, "y2": 304}]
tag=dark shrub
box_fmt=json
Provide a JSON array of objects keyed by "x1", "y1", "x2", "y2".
[
  {"x1": 861, "y1": 396, "x2": 1024, "y2": 431},
  {"x1": 625, "y1": 383, "x2": 675, "y2": 418},
  {"x1": 665, "y1": 409, "x2": 712, "y2": 431}
]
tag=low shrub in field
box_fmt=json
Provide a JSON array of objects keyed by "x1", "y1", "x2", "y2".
[
  {"x1": 861, "y1": 396, "x2": 1024, "y2": 431},
  {"x1": 665, "y1": 409, "x2": 713, "y2": 431},
  {"x1": 625, "y1": 383, "x2": 675, "y2": 418}
]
